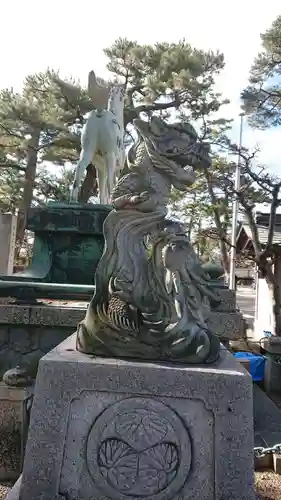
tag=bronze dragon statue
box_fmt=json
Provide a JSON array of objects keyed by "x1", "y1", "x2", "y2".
[{"x1": 76, "y1": 116, "x2": 221, "y2": 363}]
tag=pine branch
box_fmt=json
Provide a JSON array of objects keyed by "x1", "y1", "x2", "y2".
[{"x1": 0, "y1": 162, "x2": 26, "y2": 171}]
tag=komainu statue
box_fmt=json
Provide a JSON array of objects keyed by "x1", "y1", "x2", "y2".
[{"x1": 76, "y1": 116, "x2": 221, "y2": 363}]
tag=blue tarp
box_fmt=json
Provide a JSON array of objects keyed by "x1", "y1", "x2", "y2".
[{"x1": 233, "y1": 352, "x2": 265, "y2": 382}]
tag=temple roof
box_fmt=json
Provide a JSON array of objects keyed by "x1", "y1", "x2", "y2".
[{"x1": 240, "y1": 224, "x2": 281, "y2": 245}]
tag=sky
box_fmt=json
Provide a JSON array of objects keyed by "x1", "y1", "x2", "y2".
[{"x1": 1, "y1": 0, "x2": 281, "y2": 172}]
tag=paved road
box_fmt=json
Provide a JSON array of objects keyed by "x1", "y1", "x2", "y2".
[{"x1": 236, "y1": 286, "x2": 255, "y2": 329}]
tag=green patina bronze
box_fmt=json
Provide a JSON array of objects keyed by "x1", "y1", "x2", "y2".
[
  {"x1": 0, "y1": 202, "x2": 111, "y2": 300},
  {"x1": 0, "y1": 281, "x2": 95, "y2": 302},
  {"x1": 1, "y1": 201, "x2": 111, "y2": 387},
  {"x1": 202, "y1": 262, "x2": 226, "y2": 289}
]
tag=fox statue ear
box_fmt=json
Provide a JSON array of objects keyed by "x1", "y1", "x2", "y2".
[
  {"x1": 88, "y1": 70, "x2": 97, "y2": 94},
  {"x1": 150, "y1": 117, "x2": 169, "y2": 136},
  {"x1": 87, "y1": 70, "x2": 110, "y2": 109}
]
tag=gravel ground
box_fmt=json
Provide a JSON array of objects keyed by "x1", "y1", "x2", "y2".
[
  {"x1": 1, "y1": 475, "x2": 281, "y2": 499},
  {"x1": 256, "y1": 470, "x2": 281, "y2": 499},
  {"x1": 0, "y1": 484, "x2": 11, "y2": 500}
]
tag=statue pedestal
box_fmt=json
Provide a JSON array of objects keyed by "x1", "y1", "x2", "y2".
[{"x1": 7, "y1": 335, "x2": 255, "y2": 500}]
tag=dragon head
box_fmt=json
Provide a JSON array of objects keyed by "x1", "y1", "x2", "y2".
[{"x1": 133, "y1": 116, "x2": 211, "y2": 170}]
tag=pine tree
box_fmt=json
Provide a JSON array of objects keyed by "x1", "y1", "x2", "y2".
[
  {"x1": 242, "y1": 15, "x2": 281, "y2": 128},
  {"x1": 0, "y1": 70, "x2": 92, "y2": 240},
  {"x1": 0, "y1": 39, "x2": 230, "y2": 259}
]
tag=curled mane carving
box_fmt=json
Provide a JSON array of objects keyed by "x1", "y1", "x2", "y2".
[{"x1": 77, "y1": 116, "x2": 220, "y2": 364}]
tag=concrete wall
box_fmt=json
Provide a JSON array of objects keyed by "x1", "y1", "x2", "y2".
[{"x1": 254, "y1": 278, "x2": 274, "y2": 341}]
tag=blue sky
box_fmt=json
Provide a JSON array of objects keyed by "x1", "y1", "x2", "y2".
[{"x1": 1, "y1": 0, "x2": 281, "y2": 172}]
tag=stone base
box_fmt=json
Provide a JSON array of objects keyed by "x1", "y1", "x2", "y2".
[
  {"x1": 212, "y1": 288, "x2": 236, "y2": 312},
  {"x1": 261, "y1": 338, "x2": 281, "y2": 393},
  {"x1": 0, "y1": 383, "x2": 33, "y2": 481},
  {"x1": 0, "y1": 302, "x2": 87, "y2": 380},
  {"x1": 7, "y1": 334, "x2": 255, "y2": 500},
  {"x1": 0, "y1": 293, "x2": 245, "y2": 383},
  {"x1": 208, "y1": 288, "x2": 245, "y2": 342},
  {"x1": 207, "y1": 311, "x2": 245, "y2": 340}
]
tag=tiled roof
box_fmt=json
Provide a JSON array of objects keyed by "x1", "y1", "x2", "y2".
[{"x1": 242, "y1": 224, "x2": 281, "y2": 245}]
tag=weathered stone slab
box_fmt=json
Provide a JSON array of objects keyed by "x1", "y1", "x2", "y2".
[
  {"x1": 0, "y1": 306, "x2": 30, "y2": 325},
  {"x1": 0, "y1": 303, "x2": 87, "y2": 378},
  {"x1": 0, "y1": 303, "x2": 243, "y2": 333},
  {"x1": 0, "y1": 303, "x2": 87, "y2": 327},
  {"x1": 208, "y1": 311, "x2": 245, "y2": 340},
  {"x1": 0, "y1": 300, "x2": 244, "y2": 382},
  {"x1": 29, "y1": 305, "x2": 86, "y2": 326},
  {"x1": 212, "y1": 288, "x2": 236, "y2": 312},
  {"x1": 0, "y1": 382, "x2": 33, "y2": 481},
  {"x1": 9, "y1": 334, "x2": 255, "y2": 500}
]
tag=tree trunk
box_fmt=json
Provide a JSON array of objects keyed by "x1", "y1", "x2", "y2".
[
  {"x1": 237, "y1": 180, "x2": 281, "y2": 335},
  {"x1": 269, "y1": 279, "x2": 281, "y2": 336},
  {"x1": 16, "y1": 130, "x2": 40, "y2": 245},
  {"x1": 273, "y1": 264, "x2": 281, "y2": 336},
  {"x1": 186, "y1": 193, "x2": 197, "y2": 241},
  {"x1": 203, "y1": 168, "x2": 229, "y2": 273},
  {"x1": 78, "y1": 163, "x2": 98, "y2": 203}
]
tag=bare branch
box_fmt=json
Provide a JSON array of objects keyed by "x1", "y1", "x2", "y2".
[
  {"x1": 242, "y1": 164, "x2": 273, "y2": 193},
  {"x1": 133, "y1": 90, "x2": 185, "y2": 116}
]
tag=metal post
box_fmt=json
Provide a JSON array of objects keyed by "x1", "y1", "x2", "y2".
[{"x1": 229, "y1": 113, "x2": 244, "y2": 290}]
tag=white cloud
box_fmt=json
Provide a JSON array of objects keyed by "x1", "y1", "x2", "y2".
[{"x1": 1, "y1": 0, "x2": 281, "y2": 170}]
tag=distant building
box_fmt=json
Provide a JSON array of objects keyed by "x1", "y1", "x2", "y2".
[
  {"x1": 235, "y1": 213, "x2": 281, "y2": 339},
  {"x1": 236, "y1": 214, "x2": 281, "y2": 259}
]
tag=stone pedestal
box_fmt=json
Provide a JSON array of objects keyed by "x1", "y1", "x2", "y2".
[
  {"x1": 0, "y1": 382, "x2": 33, "y2": 481},
  {"x1": 7, "y1": 334, "x2": 255, "y2": 500},
  {"x1": 0, "y1": 288, "x2": 244, "y2": 386},
  {"x1": 0, "y1": 302, "x2": 87, "y2": 380},
  {"x1": 0, "y1": 213, "x2": 17, "y2": 276},
  {"x1": 208, "y1": 288, "x2": 245, "y2": 342},
  {"x1": 0, "y1": 289, "x2": 244, "y2": 380}
]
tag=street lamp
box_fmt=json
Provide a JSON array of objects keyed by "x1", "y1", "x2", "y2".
[{"x1": 229, "y1": 112, "x2": 245, "y2": 290}]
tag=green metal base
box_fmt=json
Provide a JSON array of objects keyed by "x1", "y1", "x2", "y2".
[
  {"x1": 0, "y1": 281, "x2": 95, "y2": 302},
  {"x1": 0, "y1": 202, "x2": 111, "y2": 300},
  {"x1": 202, "y1": 262, "x2": 227, "y2": 289},
  {"x1": 0, "y1": 206, "x2": 227, "y2": 301}
]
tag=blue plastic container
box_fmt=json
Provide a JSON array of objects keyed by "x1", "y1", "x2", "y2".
[{"x1": 233, "y1": 352, "x2": 265, "y2": 382}]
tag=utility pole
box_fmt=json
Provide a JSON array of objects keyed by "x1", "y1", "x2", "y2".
[{"x1": 229, "y1": 113, "x2": 245, "y2": 290}]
